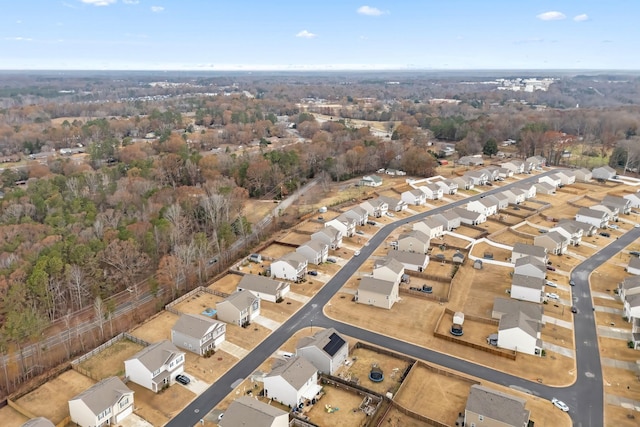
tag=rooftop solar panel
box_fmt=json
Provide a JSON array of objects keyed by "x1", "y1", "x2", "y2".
[{"x1": 322, "y1": 333, "x2": 345, "y2": 357}]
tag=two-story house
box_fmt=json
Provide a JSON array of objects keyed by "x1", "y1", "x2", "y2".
[
  {"x1": 464, "y1": 384, "x2": 530, "y2": 427},
  {"x1": 216, "y1": 290, "x2": 261, "y2": 327},
  {"x1": 575, "y1": 207, "x2": 609, "y2": 229},
  {"x1": 271, "y1": 252, "x2": 308, "y2": 282},
  {"x1": 171, "y1": 313, "x2": 226, "y2": 356},
  {"x1": 125, "y1": 340, "x2": 185, "y2": 392},
  {"x1": 68, "y1": 377, "x2": 134, "y2": 427},
  {"x1": 534, "y1": 231, "x2": 568, "y2": 255},
  {"x1": 401, "y1": 189, "x2": 427, "y2": 206},
  {"x1": 264, "y1": 356, "x2": 321, "y2": 408},
  {"x1": 413, "y1": 217, "x2": 444, "y2": 239},
  {"x1": 342, "y1": 206, "x2": 369, "y2": 226},
  {"x1": 219, "y1": 396, "x2": 289, "y2": 427},
  {"x1": 237, "y1": 274, "x2": 290, "y2": 302},
  {"x1": 311, "y1": 225, "x2": 343, "y2": 250},
  {"x1": 419, "y1": 183, "x2": 443, "y2": 200},
  {"x1": 397, "y1": 230, "x2": 430, "y2": 254},
  {"x1": 360, "y1": 198, "x2": 388, "y2": 218},
  {"x1": 296, "y1": 239, "x2": 329, "y2": 265},
  {"x1": 296, "y1": 328, "x2": 348, "y2": 375}
]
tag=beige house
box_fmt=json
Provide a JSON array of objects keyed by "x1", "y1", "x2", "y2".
[
  {"x1": 219, "y1": 396, "x2": 289, "y2": 427},
  {"x1": 216, "y1": 290, "x2": 261, "y2": 327},
  {"x1": 237, "y1": 274, "x2": 290, "y2": 302},
  {"x1": 397, "y1": 230, "x2": 430, "y2": 253},
  {"x1": 357, "y1": 277, "x2": 399, "y2": 309},
  {"x1": 534, "y1": 231, "x2": 568, "y2": 255},
  {"x1": 372, "y1": 258, "x2": 405, "y2": 284},
  {"x1": 465, "y1": 384, "x2": 530, "y2": 427}
]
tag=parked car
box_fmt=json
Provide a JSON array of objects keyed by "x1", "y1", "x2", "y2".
[
  {"x1": 546, "y1": 292, "x2": 559, "y2": 300},
  {"x1": 608, "y1": 224, "x2": 619, "y2": 230},
  {"x1": 356, "y1": 230, "x2": 365, "y2": 235},
  {"x1": 308, "y1": 270, "x2": 318, "y2": 276},
  {"x1": 569, "y1": 280, "x2": 575, "y2": 286},
  {"x1": 571, "y1": 306, "x2": 578, "y2": 313},
  {"x1": 599, "y1": 232, "x2": 611, "y2": 238},
  {"x1": 326, "y1": 258, "x2": 337, "y2": 263},
  {"x1": 486, "y1": 181, "x2": 493, "y2": 186},
  {"x1": 175, "y1": 374, "x2": 190, "y2": 385},
  {"x1": 538, "y1": 229, "x2": 548, "y2": 233},
  {"x1": 546, "y1": 265, "x2": 556, "y2": 271},
  {"x1": 635, "y1": 223, "x2": 640, "y2": 228},
  {"x1": 545, "y1": 281, "x2": 558, "y2": 288},
  {"x1": 552, "y1": 398, "x2": 569, "y2": 412},
  {"x1": 630, "y1": 251, "x2": 640, "y2": 257},
  {"x1": 354, "y1": 250, "x2": 361, "y2": 257},
  {"x1": 367, "y1": 220, "x2": 377, "y2": 226}
]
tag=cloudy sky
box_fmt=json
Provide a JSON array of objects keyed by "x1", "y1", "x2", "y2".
[{"x1": 1, "y1": 0, "x2": 636, "y2": 70}]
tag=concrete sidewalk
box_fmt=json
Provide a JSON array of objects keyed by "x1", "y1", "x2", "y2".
[
  {"x1": 287, "y1": 292, "x2": 311, "y2": 303},
  {"x1": 218, "y1": 341, "x2": 250, "y2": 359},
  {"x1": 253, "y1": 315, "x2": 282, "y2": 330}
]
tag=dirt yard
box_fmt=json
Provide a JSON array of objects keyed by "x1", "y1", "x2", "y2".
[
  {"x1": 172, "y1": 291, "x2": 223, "y2": 315},
  {"x1": 488, "y1": 229, "x2": 533, "y2": 247},
  {"x1": 184, "y1": 350, "x2": 238, "y2": 383},
  {"x1": 260, "y1": 299, "x2": 303, "y2": 323},
  {"x1": 339, "y1": 346, "x2": 411, "y2": 395},
  {"x1": 127, "y1": 381, "x2": 196, "y2": 426},
  {"x1": 380, "y1": 407, "x2": 432, "y2": 427},
  {"x1": 130, "y1": 311, "x2": 179, "y2": 342},
  {"x1": 78, "y1": 338, "x2": 145, "y2": 380},
  {"x1": 261, "y1": 243, "x2": 297, "y2": 259},
  {"x1": 277, "y1": 231, "x2": 312, "y2": 246},
  {"x1": 457, "y1": 263, "x2": 513, "y2": 317},
  {"x1": 208, "y1": 273, "x2": 243, "y2": 294},
  {"x1": 0, "y1": 406, "x2": 28, "y2": 427},
  {"x1": 225, "y1": 322, "x2": 272, "y2": 350},
  {"x1": 16, "y1": 370, "x2": 95, "y2": 424},
  {"x1": 304, "y1": 383, "x2": 369, "y2": 427}
]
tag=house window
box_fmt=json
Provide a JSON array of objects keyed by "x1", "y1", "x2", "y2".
[
  {"x1": 478, "y1": 415, "x2": 484, "y2": 421},
  {"x1": 119, "y1": 396, "x2": 130, "y2": 409}
]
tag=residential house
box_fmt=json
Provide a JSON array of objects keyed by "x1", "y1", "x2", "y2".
[
  {"x1": 452, "y1": 251, "x2": 465, "y2": 264},
  {"x1": 513, "y1": 256, "x2": 546, "y2": 280},
  {"x1": 325, "y1": 214, "x2": 356, "y2": 237},
  {"x1": 296, "y1": 328, "x2": 348, "y2": 375},
  {"x1": 436, "y1": 179, "x2": 458, "y2": 195},
  {"x1": 623, "y1": 191, "x2": 640, "y2": 209},
  {"x1": 379, "y1": 195, "x2": 407, "y2": 212},
  {"x1": 522, "y1": 161, "x2": 535, "y2": 173},
  {"x1": 534, "y1": 182, "x2": 556, "y2": 195},
  {"x1": 216, "y1": 290, "x2": 261, "y2": 326},
  {"x1": 401, "y1": 189, "x2": 426, "y2": 206},
  {"x1": 413, "y1": 217, "x2": 444, "y2": 239},
  {"x1": 603, "y1": 195, "x2": 632, "y2": 215},
  {"x1": 618, "y1": 276, "x2": 640, "y2": 300},
  {"x1": 457, "y1": 155, "x2": 485, "y2": 166},
  {"x1": 492, "y1": 297, "x2": 544, "y2": 323},
  {"x1": 311, "y1": 226, "x2": 343, "y2": 250},
  {"x1": 237, "y1": 274, "x2": 290, "y2": 302},
  {"x1": 271, "y1": 252, "x2": 308, "y2": 282},
  {"x1": 397, "y1": 230, "x2": 430, "y2": 253},
  {"x1": 172, "y1": 313, "x2": 226, "y2": 356},
  {"x1": 502, "y1": 188, "x2": 527, "y2": 205},
  {"x1": 628, "y1": 257, "x2": 640, "y2": 276},
  {"x1": 454, "y1": 207, "x2": 487, "y2": 226},
  {"x1": 498, "y1": 167, "x2": 515, "y2": 179},
  {"x1": 125, "y1": 340, "x2": 185, "y2": 392},
  {"x1": 573, "y1": 168, "x2": 593, "y2": 182},
  {"x1": 359, "y1": 175, "x2": 382, "y2": 187},
  {"x1": 360, "y1": 198, "x2": 388, "y2": 218},
  {"x1": 385, "y1": 251, "x2": 429, "y2": 272},
  {"x1": 592, "y1": 165, "x2": 617, "y2": 181},
  {"x1": 516, "y1": 183, "x2": 537, "y2": 199},
  {"x1": 551, "y1": 222, "x2": 583, "y2": 246},
  {"x1": 465, "y1": 170, "x2": 489, "y2": 186},
  {"x1": 492, "y1": 192, "x2": 510, "y2": 210},
  {"x1": 434, "y1": 210, "x2": 461, "y2": 231},
  {"x1": 264, "y1": 356, "x2": 321, "y2": 408},
  {"x1": 500, "y1": 160, "x2": 525, "y2": 174},
  {"x1": 559, "y1": 218, "x2": 597, "y2": 237},
  {"x1": 511, "y1": 243, "x2": 548, "y2": 265},
  {"x1": 467, "y1": 197, "x2": 498, "y2": 217},
  {"x1": 420, "y1": 183, "x2": 444, "y2": 200},
  {"x1": 575, "y1": 207, "x2": 609, "y2": 229},
  {"x1": 526, "y1": 155, "x2": 546, "y2": 169},
  {"x1": 219, "y1": 396, "x2": 289, "y2": 427},
  {"x1": 21, "y1": 419, "x2": 55, "y2": 427},
  {"x1": 452, "y1": 175, "x2": 475, "y2": 190},
  {"x1": 357, "y1": 277, "x2": 399, "y2": 309},
  {"x1": 343, "y1": 206, "x2": 369, "y2": 226},
  {"x1": 464, "y1": 384, "x2": 531, "y2": 427},
  {"x1": 534, "y1": 231, "x2": 568, "y2": 255},
  {"x1": 555, "y1": 170, "x2": 576, "y2": 186},
  {"x1": 296, "y1": 239, "x2": 329, "y2": 265},
  {"x1": 372, "y1": 258, "x2": 405, "y2": 284},
  {"x1": 591, "y1": 204, "x2": 618, "y2": 222},
  {"x1": 622, "y1": 294, "x2": 640, "y2": 324},
  {"x1": 498, "y1": 310, "x2": 543, "y2": 356},
  {"x1": 482, "y1": 166, "x2": 501, "y2": 181},
  {"x1": 68, "y1": 377, "x2": 134, "y2": 427},
  {"x1": 510, "y1": 274, "x2": 545, "y2": 304}
]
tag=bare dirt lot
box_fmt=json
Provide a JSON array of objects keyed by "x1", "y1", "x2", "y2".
[
  {"x1": 260, "y1": 298, "x2": 303, "y2": 323},
  {"x1": 130, "y1": 311, "x2": 179, "y2": 342},
  {"x1": 172, "y1": 291, "x2": 223, "y2": 315},
  {"x1": 488, "y1": 229, "x2": 533, "y2": 247},
  {"x1": 16, "y1": 369, "x2": 95, "y2": 424},
  {"x1": 339, "y1": 346, "x2": 411, "y2": 395},
  {"x1": 225, "y1": 322, "x2": 272, "y2": 350},
  {"x1": 78, "y1": 338, "x2": 145, "y2": 380},
  {"x1": 277, "y1": 230, "x2": 312, "y2": 246},
  {"x1": 184, "y1": 350, "x2": 238, "y2": 383},
  {"x1": 208, "y1": 273, "x2": 243, "y2": 294},
  {"x1": 261, "y1": 243, "x2": 297, "y2": 259},
  {"x1": 380, "y1": 407, "x2": 432, "y2": 427},
  {"x1": 128, "y1": 381, "x2": 196, "y2": 426},
  {"x1": 304, "y1": 383, "x2": 369, "y2": 427},
  {"x1": 0, "y1": 406, "x2": 28, "y2": 427}
]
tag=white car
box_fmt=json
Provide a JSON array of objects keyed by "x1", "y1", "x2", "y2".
[
  {"x1": 608, "y1": 224, "x2": 619, "y2": 230},
  {"x1": 386, "y1": 212, "x2": 395, "y2": 217},
  {"x1": 635, "y1": 224, "x2": 640, "y2": 228},
  {"x1": 552, "y1": 398, "x2": 569, "y2": 412},
  {"x1": 354, "y1": 250, "x2": 361, "y2": 257},
  {"x1": 546, "y1": 292, "x2": 560, "y2": 300},
  {"x1": 545, "y1": 281, "x2": 558, "y2": 288}
]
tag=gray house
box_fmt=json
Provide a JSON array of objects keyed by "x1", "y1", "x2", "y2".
[
  {"x1": 216, "y1": 290, "x2": 261, "y2": 327},
  {"x1": 21, "y1": 419, "x2": 55, "y2": 427},
  {"x1": 237, "y1": 274, "x2": 290, "y2": 303},
  {"x1": 295, "y1": 328, "x2": 348, "y2": 375},
  {"x1": 464, "y1": 384, "x2": 530, "y2": 427},
  {"x1": 172, "y1": 313, "x2": 226, "y2": 356},
  {"x1": 219, "y1": 396, "x2": 289, "y2": 427},
  {"x1": 592, "y1": 165, "x2": 617, "y2": 181}
]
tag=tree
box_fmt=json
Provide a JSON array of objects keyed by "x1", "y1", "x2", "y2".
[{"x1": 482, "y1": 138, "x2": 498, "y2": 157}]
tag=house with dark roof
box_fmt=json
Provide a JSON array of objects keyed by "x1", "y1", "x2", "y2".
[
  {"x1": 237, "y1": 274, "x2": 290, "y2": 302},
  {"x1": 125, "y1": 340, "x2": 185, "y2": 392},
  {"x1": 263, "y1": 356, "x2": 321, "y2": 408},
  {"x1": 216, "y1": 290, "x2": 261, "y2": 326},
  {"x1": 464, "y1": 384, "x2": 531, "y2": 427},
  {"x1": 219, "y1": 396, "x2": 289, "y2": 427},
  {"x1": 296, "y1": 328, "x2": 348, "y2": 374},
  {"x1": 171, "y1": 313, "x2": 226, "y2": 356},
  {"x1": 68, "y1": 377, "x2": 134, "y2": 427}
]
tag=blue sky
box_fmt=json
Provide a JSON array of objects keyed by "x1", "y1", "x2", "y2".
[{"x1": 1, "y1": 0, "x2": 637, "y2": 70}]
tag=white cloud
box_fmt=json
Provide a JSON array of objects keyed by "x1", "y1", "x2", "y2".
[
  {"x1": 296, "y1": 30, "x2": 317, "y2": 39},
  {"x1": 151, "y1": 6, "x2": 164, "y2": 13},
  {"x1": 80, "y1": 0, "x2": 117, "y2": 6},
  {"x1": 573, "y1": 14, "x2": 589, "y2": 22},
  {"x1": 536, "y1": 11, "x2": 566, "y2": 21},
  {"x1": 357, "y1": 6, "x2": 386, "y2": 16},
  {"x1": 123, "y1": 0, "x2": 140, "y2": 4},
  {"x1": 5, "y1": 37, "x2": 33, "y2": 41}
]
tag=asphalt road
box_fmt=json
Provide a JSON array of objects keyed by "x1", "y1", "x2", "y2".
[{"x1": 168, "y1": 171, "x2": 621, "y2": 427}]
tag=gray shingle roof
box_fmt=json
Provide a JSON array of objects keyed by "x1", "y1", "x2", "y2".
[
  {"x1": 359, "y1": 277, "x2": 396, "y2": 296},
  {"x1": 221, "y1": 289, "x2": 258, "y2": 311},
  {"x1": 511, "y1": 273, "x2": 545, "y2": 290},
  {"x1": 172, "y1": 313, "x2": 224, "y2": 339},
  {"x1": 512, "y1": 243, "x2": 546, "y2": 258},
  {"x1": 21, "y1": 418, "x2": 55, "y2": 427},
  {"x1": 219, "y1": 396, "x2": 288, "y2": 427},
  {"x1": 466, "y1": 384, "x2": 529, "y2": 426},
  {"x1": 126, "y1": 340, "x2": 183, "y2": 373},
  {"x1": 296, "y1": 328, "x2": 347, "y2": 357},
  {"x1": 266, "y1": 356, "x2": 317, "y2": 390},
  {"x1": 70, "y1": 377, "x2": 132, "y2": 415}
]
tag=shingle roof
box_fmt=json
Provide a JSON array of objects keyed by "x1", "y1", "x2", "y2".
[
  {"x1": 374, "y1": 258, "x2": 405, "y2": 275},
  {"x1": 512, "y1": 243, "x2": 546, "y2": 258},
  {"x1": 70, "y1": 377, "x2": 132, "y2": 415},
  {"x1": 21, "y1": 418, "x2": 55, "y2": 427},
  {"x1": 296, "y1": 328, "x2": 347, "y2": 357},
  {"x1": 493, "y1": 297, "x2": 543, "y2": 321},
  {"x1": 173, "y1": 313, "x2": 224, "y2": 339},
  {"x1": 219, "y1": 396, "x2": 288, "y2": 427},
  {"x1": 398, "y1": 230, "x2": 430, "y2": 244},
  {"x1": 359, "y1": 277, "x2": 396, "y2": 296},
  {"x1": 221, "y1": 289, "x2": 258, "y2": 311},
  {"x1": 238, "y1": 274, "x2": 288, "y2": 295},
  {"x1": 511, "y1": 274, "x2": 545, "y2": 290},
  {"x1": 386, "y1": 251, "x2": 429, "y2": 267},
  {"x1": 498, "y1": 310, "x2": 542, "y2": 338},
  {"x1": 126, "y1": 340, "x2": 183, "y2": 372},
  {"x1": 466, "y1": 384, "x2": 529, "y2": 427},
  {"x1": 577, "y1": 207, "x2": 606, "y2": 219},
  {"x1": 298, "y1": 239, "x2": 327, "y2": 253},
  {"x1": 266, "y1": 356, "x2": 317, "y2": 390}
]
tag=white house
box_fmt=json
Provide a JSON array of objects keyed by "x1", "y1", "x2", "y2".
[
  {"x1": 574, "y1": 168, "x2": 593, "y2": 182},
  {"x1": 503, "y1": 188, "x2": 527, "y2": 205},
  {"x1": 510, "y1": 274, "x2": 545, "y2": 304},
  {"x1": 628, "y1": 257, "x2": 640, "y2": 276},
  {"x1": 575, "y1": 207, "x2": 609, "y2": 229},
  {"x1": 271, "y1": 252, "x2": 308, "y2": 282},
  {"x1": 296, "y1": 328, "x2": 348, "y2": 375},
  {"x1": 618, "y1": 276, "x2": 640, "y2": 300},
  {"x1": 551, "y1": 222, "x2": 583, "y2": 246},
  {"x1": 171, "y1": 313, "x2": 226, "y2": 356},
  {"x1": 216, "y1": 290, "x2": 261, "y2": 327},
  {"x1": 434, "y1": 210, "x2": 461, "y2": 231},
  {"x1": 592, "y1": 165, "x2": 617, "y2": 181},
  {"x1": 603, "y1": 195, "x2": 632, "y2": 215},
  {"x1": 435, "y1": 179, "x2": 458, "y2": 195},
  {"x1": 385, "y1": 251, "x2": 429, "y2": 272},
  {"x1": 526, "y1": 155, "x2": 546, "y2": 169},
  {"x1": 534, "y1": 231, "x2": 568, "y2": 255},
  {"x1": 357, "y1": 277, "x2": 399, "y2": 309},
  {"x1": 516, "y1": 183, "x2": 537, "y2": 199},
  {"x1": 452, "y1": 175, "x2": 475, "y2": 190},
  {"x1": 343, "y1": 206, "x2": 369, "y2": 226},
  {"x1": 420, "y1": 183, "x2": 444, "y2": 200},
  {"x1": 401, "y1": 189, "x2": 427, "y2": 206},
  {"x1": 68, "y1": 377, "x2": 134, "y2": 427},
  {"x1": 413, "y1": 217, "x2": 444, "y2": 239},
  {"x1": 359, "y1": 175, "x2": 382, "y2": 187},
  {"x1": 555, "y1": 170, "x2": 576, "y2": 186},
  {"x1": 397, "y1": 230, "x2": 430, "y2": 254},
  {"x1": 481, "y1": 166, "x2": 501, "y2": 182},
  {"x1": 465, "y1": 170, "x2": 489, "y2": 186},
  {"x1": 372, "y1": 258, "x2": 405, "y2": 284},
  {"x1": 124, "y1": 340, "x2": 185, "y2": 393},
  {"x1": 591, "y1": 204, "x2": 619, "y2": 222},
  {"x1": 513, "y1": 256, "x2": 546, "y2": 280},
  {"x1": 219, "y1": 396, "x2": 289, "y2": 427},
  {"x1": 467, "y1": 198, "x2": 497, "y2": 217},
  {"x1": 512, "y1": 243, "x2": 548, "y2": 265},
  {"x1": 324, "y1": 215, "x2": 355, "y2": 238},
  {"x1": 623, "y1": 191, "x2": 640, "y2": 209},
  {"x1": 360, "y1": 198, "x2": 388, "y2": 218},
  {"x1": 454, "y1": 207, "x2": 486, "y2": 226},
  {"x1": 379, "y1": 195, "x2": 407, "y2": 212},
  {"x1": 538, "y1": 174, "x2": 561, "y2": 188},
  {"x1": 498, "y1": 167, "x2": 514, "y2": 179},
  {"x1": 500, "y1": 160, "x2": 524, "y2": 174},
  {"x1": 534, "y1": 182, "x2": 556, "y2": 195},
  {"x1": 296, "y1": 239, "x2": 329, "y2": 265},
  {"x1": 464, "y1": 385, "x2": 531, "y2": 427},
  {"x1": 311, "y1": 226, "x2": 343, "y2": 250},
  {"x1": 492, "y1": 297, "x2": 544, "y2": 324},
  {"x1": 497, "y1": 311, "x2": 543, "y2": 356},
  {"x1": 492, "y1": 192, "x2": 510, "y2": 210},
  {"x1": 237, "y1": 274, "x2": 291, "y2": 302},
  {"x1": 264, "y1": 356, "x2": 321, "y2": 408}
]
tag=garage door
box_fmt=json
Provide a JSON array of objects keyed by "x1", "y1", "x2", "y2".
[{"x1": 115, "y1": 405, "x2": 133, "y2": 423}]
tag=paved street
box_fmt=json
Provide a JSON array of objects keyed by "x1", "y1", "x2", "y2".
[{"x1": 167, "y1": 171, "x2": 632, "y2": 427}]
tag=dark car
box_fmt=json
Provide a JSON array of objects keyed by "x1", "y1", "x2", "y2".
[
  {"x1": 630, "y1": 251, "x2": 640, "y2": 257},
  {"x1": 599, "y1": 232, "x2": 611, "y2": 238},
  {"x1": 569, "y1": 280, "x2": 575, "y2": 286},
  {"x1": 175, "y1": 374, "x2": 190, "y2": 385},
  {"x1": 546, "y1": 265, "x2": 556, "y2": 271},
  {"x1": 308, "y1": 270, "x2": 318, "y2": 276},
  {"x1": 571, "y1": 306, "x2": 578, "y2": 314},
  {"x1": 326, "y1": 258, "x2": 337, "y2": 263},
  {"x1": 538, "y1": 229, "x2": 548, "y2": 233},
  {"x1": 367, "y1": 220, "x2": 377, "y2": 226}
]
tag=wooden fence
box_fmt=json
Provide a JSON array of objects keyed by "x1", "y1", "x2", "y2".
[
  {"x1": 405, "y1": 270, "x2": 452, "y2": 283},
  {"x1": 400, "y1": 287, "x2": 448, "y2": 303}
]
